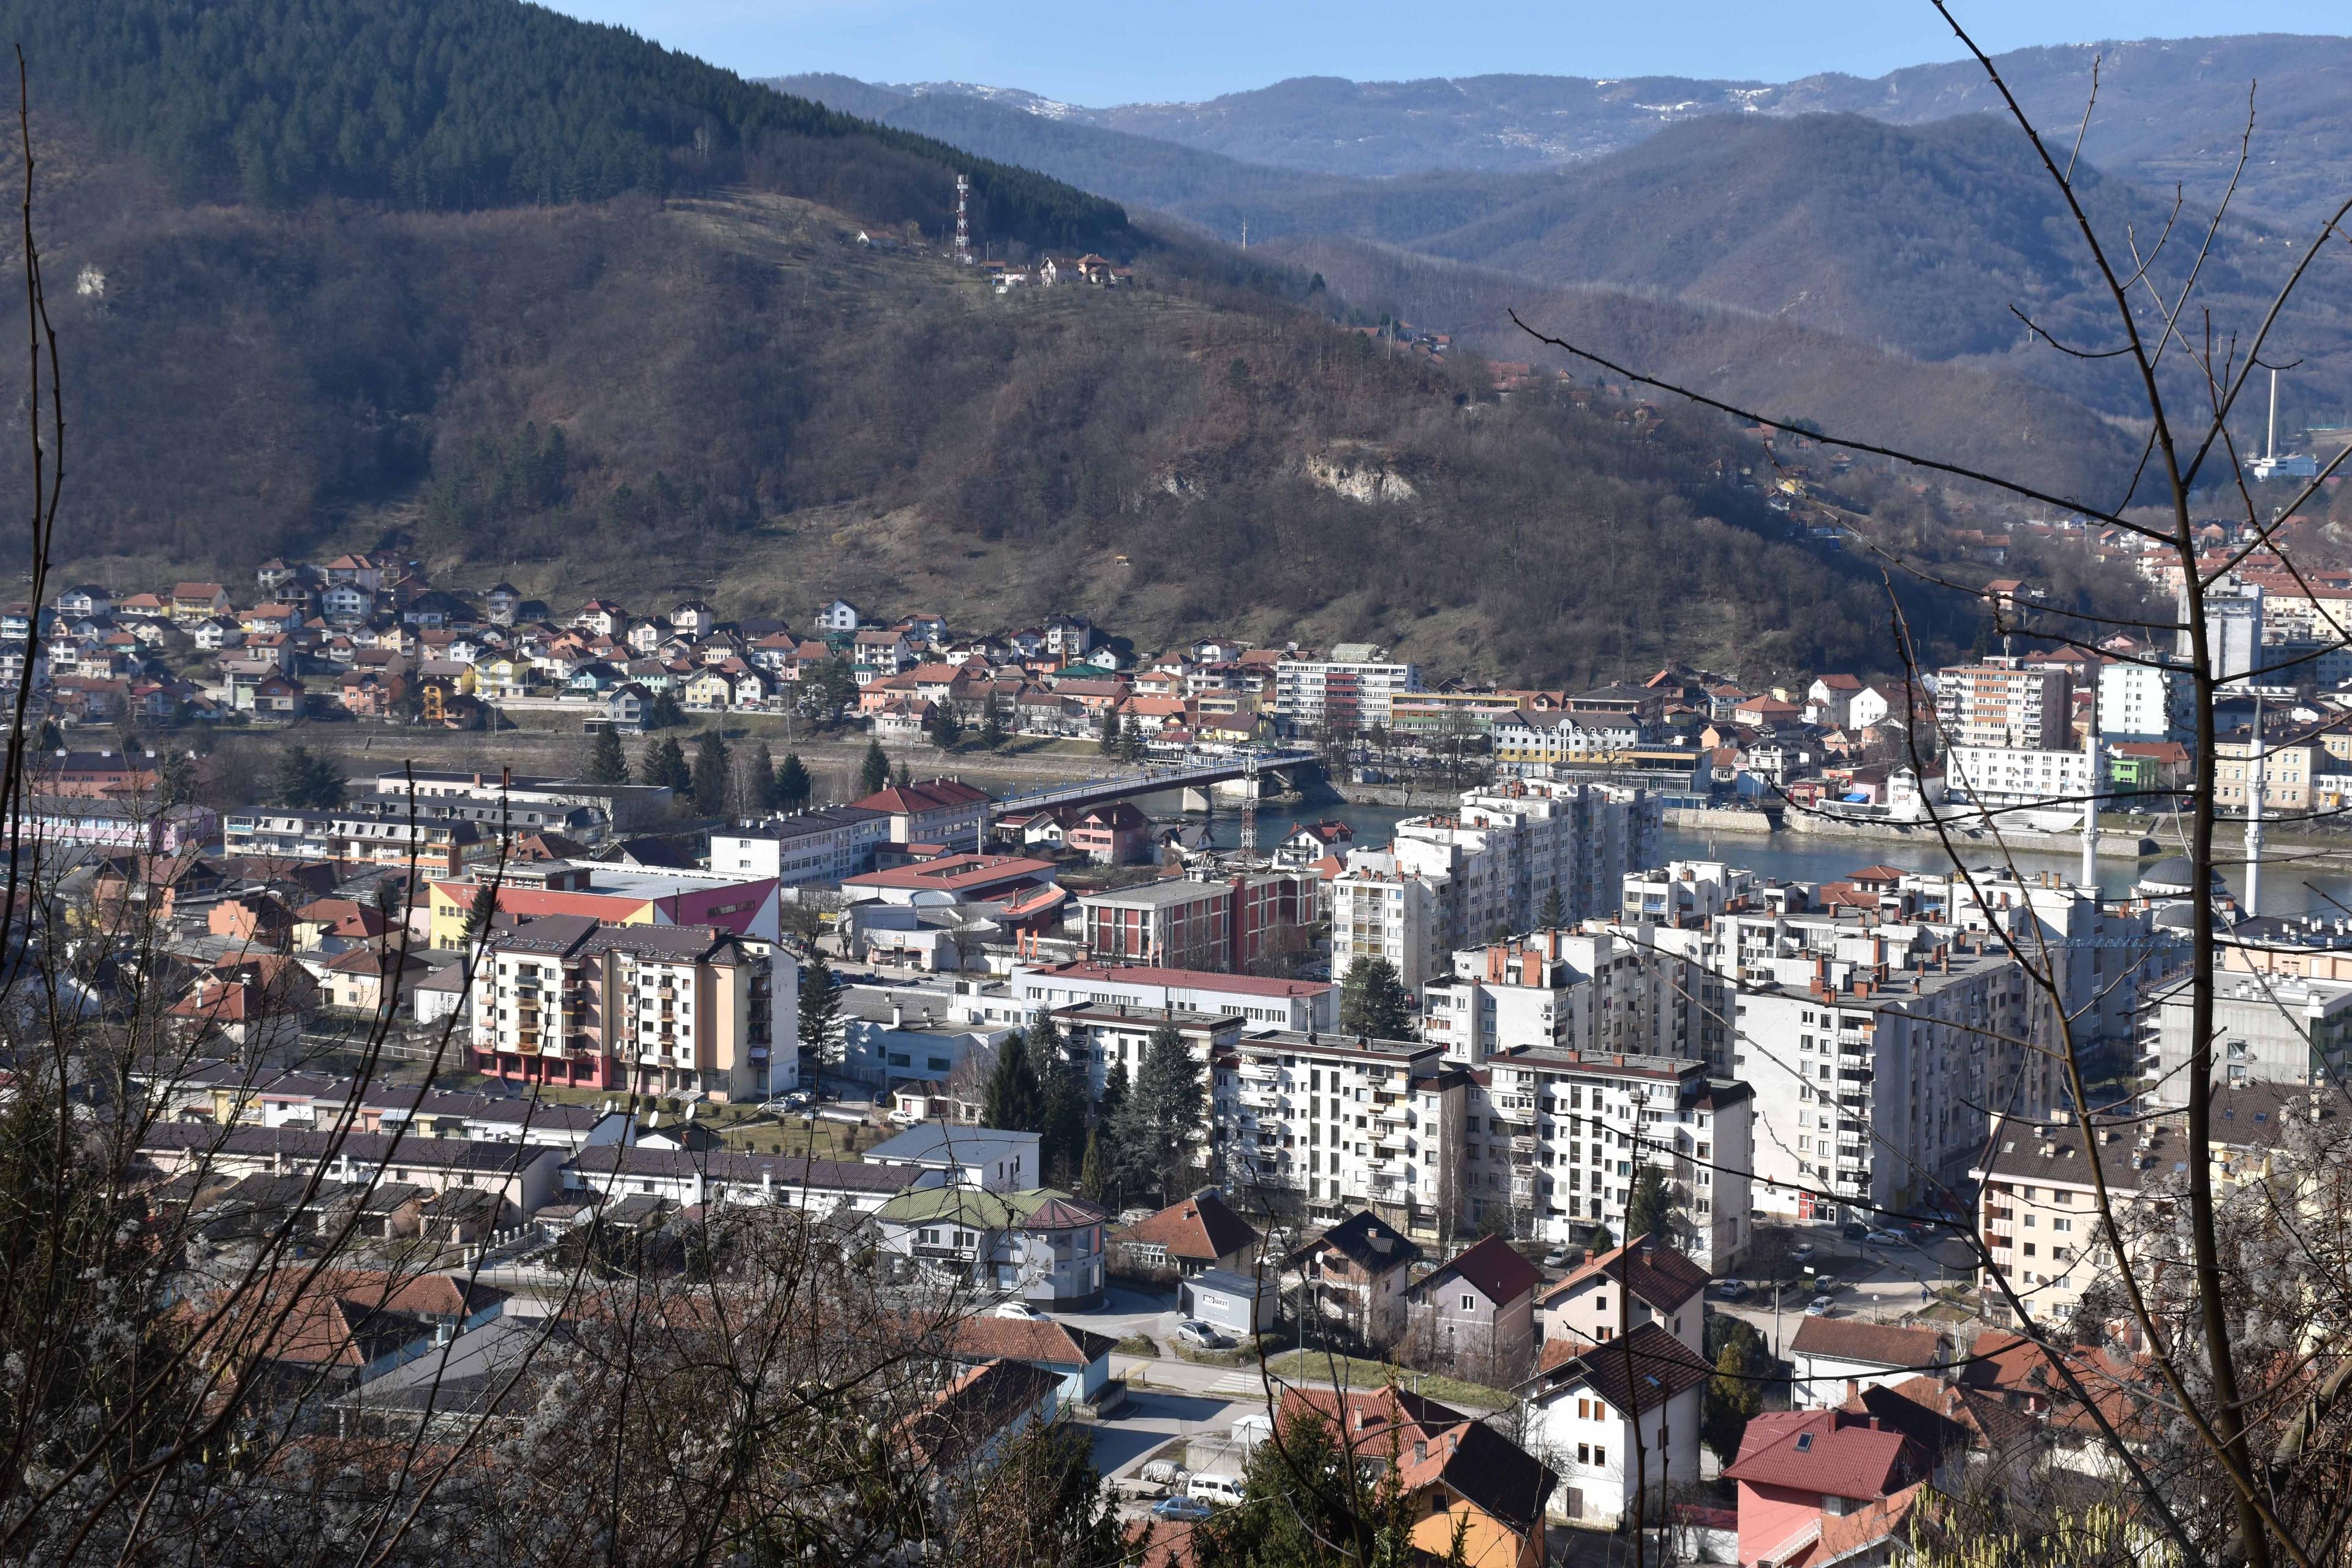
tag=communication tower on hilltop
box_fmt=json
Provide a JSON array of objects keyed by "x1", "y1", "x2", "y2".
[{"x1": 954, "y1": 174, "x2": 971, "y2": 265}]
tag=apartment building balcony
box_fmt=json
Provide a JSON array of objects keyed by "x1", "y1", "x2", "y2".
[
  {"x1": 1376, "y1": 1128, "x2": 1409, "y2": 1155},
  {"x1": 1240, "y1": 1086, "x2": 1283, "y2": 1112}
]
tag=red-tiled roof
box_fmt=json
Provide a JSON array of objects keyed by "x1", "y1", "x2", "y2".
[
  {"x1": 1114, "y1": 1191, "x2": 1259, "y2": 1264},
  {"x1": 1538, "y1": 1234, "x2": 1709, "y2": 1314},
  {"x1": 1724, "y1": 1409, "x2": 1923, "y2": 1500},
  {"x1": 948, "y1": 1315, "x2": 1117, "y2": 1369},
  {"x1": 1420, "y1": 1234, "x2": 1541, "y2": 1308},
  {"x1": 1788, "y1": 1316, "x2": 1947, "y2": 1371}
]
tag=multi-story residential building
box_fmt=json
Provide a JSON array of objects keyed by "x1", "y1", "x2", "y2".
[
  {"x1": 1330, "y1": 780, "x2": 1659, "y2": 991},
  {"x1": 1728, "y1": 942, "x2": 2046, "y2": 1227},
  {"x1": 1009, "y1": 960, "x2": 1337, "y2": 1032},
  {"x1": 1461, "y1": 1048, "x2": 1752, "y2": 1270},
  {"x1": 426, "y1": 861, "x2": 782, "y2": 948},
  {"x1": 2189, "y1": 581, "x2": 2263, "y2": 687},
  {"x1": 466, "y1": 914, "x2": 795, "y2": 1101},
  {"x1": 1943, "y1": 742, "x2": 2094, "y2": 818},
  {"x1": 223, "y1": 805, "x2": 481, "y2": 875},
  {"x1": 1076, "y1": 870, "x2": 1316, "y2": 974},
  {"x1": 1273, "y1": 643, "x2": 1422, "y2": 731},
  {"x1": 1421, "y1": 930, "x2": 1702, "y2": 1068},
  {"x1": 1620, "y1": 860, "x2": 1759, "y2": 927},
  {"x1": 846, "y1": 777, "x2": 990, "y2": 850},
  {"x1": 1909, "y1": 866, "x2": 2167, "y2": 1056},
  {"x1": 1975, "y1": 1085, "x2": 2332, "y2": 1329},
  {"x1": 1329, "y1": 852, "x2": 1452, "y2": 990},
  {"x1": 1218, "y1": 1030, "x2": 1458, "y2": 1235},
  {"x1": 1934, "y1": 661, "x2": 2070, "y2": 750},
  {"x1": 1055, "y1": 1005, "x2": 1245, "y2": 1099},
  {"x1": 2096, "y1": 657, "x2": 2195, "y2": 743},
  {"x1": 710, "y1": 805, "x2": 891, "y2": 886},
  {"x1": 2146, "y1": 968, "x2": 2352, "y2": 1107}
]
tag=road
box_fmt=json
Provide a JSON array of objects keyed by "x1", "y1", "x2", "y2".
[{"x1": 1716, "y1": 1232, "x2": 1980, "y2": 1357}]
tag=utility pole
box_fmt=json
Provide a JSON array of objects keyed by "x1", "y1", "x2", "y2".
[{"x1": 954, "y1": 173, "x2": 971, "y2": 265}]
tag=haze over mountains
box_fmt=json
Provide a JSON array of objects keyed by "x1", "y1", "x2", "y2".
[{"x1": 778, "y1": 34, "x2": 2352, "y2": 441}]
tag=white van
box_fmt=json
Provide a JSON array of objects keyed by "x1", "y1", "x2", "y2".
[{"x1": 1187, "y1": 1473, "x2": 1246, "y2": 1508}]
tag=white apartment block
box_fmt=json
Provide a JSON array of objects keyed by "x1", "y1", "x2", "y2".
[
  {"x1": 1421, "y1": 930, "x2": 1703, "y2": 1068},
  {"x1": 1934, "y1": 662, "x2": 2070, "y2": 750},
  {"x1": 1330, "y1": 851, "x2": 1454, "y2": 990},
  {"x1": 1463, "y1": 1050, "x2": 1752, "y2": 1270},
  {"x1": 1944, "y1": 742, "x2": 2094, "y2": 818},
  {"x1": 1330, "y1": 780, "x2": 1659, "y2": 992},
  {"x1": 2097, "y1": 658, "x2": 2193, "y2": 743},
  {"x1": 1273, "y1": 643, "x2": 1423, "y2": 731},
  {"x1": 1728, "y1": 944, "x2": 2046, "y2": 1226},
  {"x1": 710, "y1": 805, "x2": 890, "y2": 886},
  {"x1": 2147, "y1": 968, "x2": 2352, "y2": 1108},
  {"x1": 1217, "y1": 1031, "x2": 1458, "y2": 1235}
]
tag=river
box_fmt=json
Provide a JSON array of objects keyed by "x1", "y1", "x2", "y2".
[{"x1": 1132, "y1": 791, "x2": 2352, "y2": 920}]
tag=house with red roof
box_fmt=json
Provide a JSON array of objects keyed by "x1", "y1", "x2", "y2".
[
  {"x1": 1107, "y1": 1189, "x2": 1261, "y2": 1280},
  {"x1": 1406, "y1": 1234, "x2": 1545, "y2": 1382},
  {"x1": 1723, "y1": 1409, "x2": 1931, "y2": 1568},
  {"x1": 1536, "y1": 1234, "x2": 1709, "y2": 1357}
]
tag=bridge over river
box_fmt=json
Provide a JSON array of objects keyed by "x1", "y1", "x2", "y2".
[{"x1": 990, "y1": 749, "x2": 1317, "y2": 820}]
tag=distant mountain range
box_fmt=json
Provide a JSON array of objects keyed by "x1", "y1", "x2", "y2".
[
  {"x1": 772, "y1": 33, "x2": 2352, "y2": 439},
  {"x1": 775, "y1": 34, "x2": 2352, "y2": 228}
]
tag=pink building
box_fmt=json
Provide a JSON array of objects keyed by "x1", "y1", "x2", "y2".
[{"x1": 1722, "y1": 1409, "x2": 1928, "y2": 1568}]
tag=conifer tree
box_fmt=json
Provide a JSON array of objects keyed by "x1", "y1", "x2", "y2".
[
  {"x1": 775, "y1": 752, "x2": 813, "y2": 812},
  {"x1": 1340, "y1": 956, "x2": 1413, "y2": 1039},
  {"x1": 586, "y1": 724, "x2": 630, "y2": 785},
  {"x1": 798, "y1": 951, "x2": 842, "y2": 1088},
  {"x1": 690, "y1": 729, "x2": 731, "y2": 815},
  {"x1": 1536, "y1": 886, "x2": 1566, "y2": 930},
  {"x1": 983, "y1": 1030, "x2": 1043, "y2": 1135},
  {"x1": 643, "y1": 735, "x2": 692, "y2": 792},
  {"x1": 858, "y1": 739, "x2": 889, "y2": 796}
]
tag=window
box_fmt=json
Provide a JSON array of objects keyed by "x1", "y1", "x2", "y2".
[
  {"x1": 1795, "y1": 1433, "x2": 1813, "y2": 1452},
  {"x1": 1460, "y1": 1294, "x2": 1475, "y2": 1311},
  {"x1": 1577, "y1": 1443, "x2": 1590, "y2": 1464},
  {"x1": 1593, "y1": 1446, "x2": 1606, "y2": 1466}
]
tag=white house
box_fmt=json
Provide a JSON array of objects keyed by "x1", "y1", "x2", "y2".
[
  {"x1": 863, "y1": 1123, "x2": 1041, "y2": 1191},
  {"x1": 813, "y1": 598, "x2": 864, "y2": 633},
  {"x1": 1787, "y1": 1317, "x2": 1950, "y2": 1409},
  {"x1": 1521, "y1": 1322, "x2": 1713, "y2": 1528}
]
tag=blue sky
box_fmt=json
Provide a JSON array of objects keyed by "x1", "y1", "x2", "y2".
[{"x1": 540, "y1": 1, "x2": 2348, "y2": 104}]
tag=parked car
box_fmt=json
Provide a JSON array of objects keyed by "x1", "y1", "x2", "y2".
[
  {"x1": 1840, "y1": 1221, "x2": 1869, "y2": 1242},
  {"x1": 1542, "y1": 1247, "x2": 1572, "y2": 1268},
  {"x1": 1790, "y1": 1243, "x2": 1817, "y2": 1261},
  {"x1": 1187, "y1": 1474, "x2": 1246, "y2": 1507},
  {"x1": 1864, "y1": 1229, "x2": 1907, "y2": 1247},
  {"x1": 1139, "y1": 1460, "x2": 1189, "y2": 1490},
  {"x1": 992, "y1": 1302, "x2": 1046, "y2": 1321},
  {"x1": 1152, "y1": 1496, "x2": 1215, "y2": 1523},
  {"x1": 1175, "y1": 1319, "x2": 1230, "y2": 1349},
  {"x1": 1806, "y1": 1296, "x2": 1836, "y2": 1316},
  {"x1": 1712, "y1": 1279, "x2": 1752, "y2": 1302}
]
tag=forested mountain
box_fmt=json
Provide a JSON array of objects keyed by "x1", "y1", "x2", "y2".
[
  {"x1": 0, "y1": 0, "x2": 2015, "y2": 685},
  {"x1": 0, "y1": 0, "x2": 1126, "y2": 249},
  {"x1": 888, "y1": 35, "x2": 2352, "y2": 230},
  {"x1": 784, "y1": 72, "x2": 2352, "y2": 441}
]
